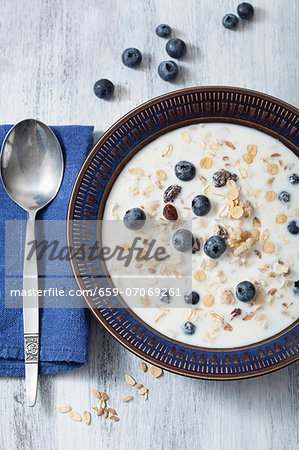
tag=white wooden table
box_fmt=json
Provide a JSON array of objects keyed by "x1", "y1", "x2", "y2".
[{"x1": 0, "y1": 1, "x2": 298, "y2": 449}]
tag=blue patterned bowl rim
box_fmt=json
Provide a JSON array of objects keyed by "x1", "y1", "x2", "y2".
[{"x1": 67, "y1": 86, "x2": 298, "y2": 379}]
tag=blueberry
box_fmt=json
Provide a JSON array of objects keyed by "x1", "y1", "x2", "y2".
[
  {"x1": 289, "y1": 173, "x2": 299, "y2": 185},
  {"x1": 93, "y1": 79, "x2": 114, "y2": 99},
  {"x1": 175, "y1": 161, "x2": 196, "y2": 181},
  {"x1": 160, "y1": 289, "x2": 171, "y2": 304},
  {"x1": 192, "y1": 195, "x2": 211, "y2": 216},
  {"x1": 158, "y1": 61, "x2": 179, "y2": 81},
  {"x1": 222, "y1": 13, "x2": 239, "y2": 29},
  {"x1": 156, "y1": 24, "x2": 171, "y2": 38},
  {"x1": 287, "y1": 220, "x2": 299, "y2": 235},
  {"x1": 237, "y1": 2, "x2": 254, "y2": 20},
  {"x1": 172, "y1": 229, "x2": 194, "y2": 252},
  {"x1": 278, "y1": 191, "x2": 291, "y2": 203},
  {"x1": 165, "y1": 38, "x2": 186, "y2": 59},
  {"x1": 236, "y1": 281, "x2": 256, "y2": 302},
  {"x1": 182, "y1": 321, "x2": 196, "y2": 335},
  {"x1": 122, "y1": 48, "x2": 142, "y2": 67},
  {"x1": 123, "y1": 208, "x2": 146, "y2": 230},
  {"x1": 184, "y1": 291, "x2": 200, "y2": 305},
  {"x1": 204, "y1": 236, "x2": 227, "y2": 259},
  {"x1": 294, "y1": 281, "x2": 299, "y2": 296}
]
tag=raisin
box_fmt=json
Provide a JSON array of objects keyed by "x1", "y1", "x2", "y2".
[
  {"x1": 163, "y1": 204, "x2": 178, "y2": 221},
  {"x1": 192, "y1": 237, "x2": 200, "y2": 254},
  {"x1": 213, "y1": 171, "x2": 228, "y2": 187},
  {"x1": 217, "y1": 225, "x2": 229, "y2": 240},
  {"x1": 230, "y1": 308, "x2": 241, "y2": 319},
  {"x1": 163, "y1": 184, "x2": 182, "y2": 203},
  {"x1": 213, "y1": 170, "x2": 238, "y2": 188}
]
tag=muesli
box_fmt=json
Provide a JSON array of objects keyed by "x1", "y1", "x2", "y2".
[{"x1": 103, "y1": 123, "x2": 299, "y2": 348}]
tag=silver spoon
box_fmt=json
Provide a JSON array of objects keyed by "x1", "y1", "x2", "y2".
[{"x1": 0, "y1": 119, "x2": 64, "y2": 406}]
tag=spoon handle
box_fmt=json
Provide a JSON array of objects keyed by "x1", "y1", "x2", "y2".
[{"x1": 23, "y1": 211, "x2": 39, "y2": 407}]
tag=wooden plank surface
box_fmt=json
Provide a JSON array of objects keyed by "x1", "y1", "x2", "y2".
[{"x1": 0, "y1": 1, "x2": 298, "y2": 449}]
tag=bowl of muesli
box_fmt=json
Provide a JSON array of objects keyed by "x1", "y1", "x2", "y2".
[{"x1": 67, "y1": 86, "x2": 299, "y2": 379}]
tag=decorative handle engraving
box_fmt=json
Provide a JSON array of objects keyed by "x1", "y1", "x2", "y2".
[{"x1": 24, "y1": 335, "x2": 39, "y2": 363}]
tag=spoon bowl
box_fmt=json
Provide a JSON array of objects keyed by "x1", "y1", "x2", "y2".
[{"x1": 1, "y1": 119, "x2": 64, "y2": 212}]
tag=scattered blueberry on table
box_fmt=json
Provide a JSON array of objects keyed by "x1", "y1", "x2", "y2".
[
  {"x1": 93, "y1": 79, "x2": 115, "y2": 99},
  {"x1": 289, "y1": 173, "x2": 299, "y2": 185},
  {"x1": 122, "y1": 48, "x2": 142, "y2": 67},
  {"x1": 94, "y1": 6, "x2": 259, "y2": 96},
  {"x1": 192, "y1": 195, "x2": 211, "y2": 216},
  {"x1": 123, "y1": 207, "x2": 146, "y2": 230},
  {"x1": 204, "y1": 236, "x2": 227, "y2": 259},
  {"x1": 237, "y1": 2, "x2": 254, "y2": 20},
  {"x1": 158, "y1": 60, "x2": 179, "y2": 81},
  {"x1": 165, "y1": 38, "x2": 186, "y2": 59},
  {"x1": 222, "y1": 13, "x2": 239, "y2": 29},
  {"x1": 294, "y1": 281, "x2": 299, "y2": 296},
  {"x1": 156, "y1": 24, "x2": 171, "y2": 38},
  {"x1": 172, "y1": 229, "x2": 194, "y2": 252},
  {"x1": 287, "y1": 220, "x2": 299, "y2": 235},
  {"x1": 182, "y1": 321, "x2": 196, "y2": 335},
  {"x1": 278, "y1": 191, "x2": 291, "y2": 203},
  {"x1": 236, "y1": 281, "x2": 256, "y2": 302},
  {"x1": 174, "y1": 161, "x2": 196, "y2": 181},
  {"x1": 184, "y1": 291, "x2": 200, "y2": 305}
]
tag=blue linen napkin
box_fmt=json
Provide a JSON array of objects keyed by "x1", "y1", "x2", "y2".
[{"x1": 0, "y1": 124, "x2": 94, "y2": 375}]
